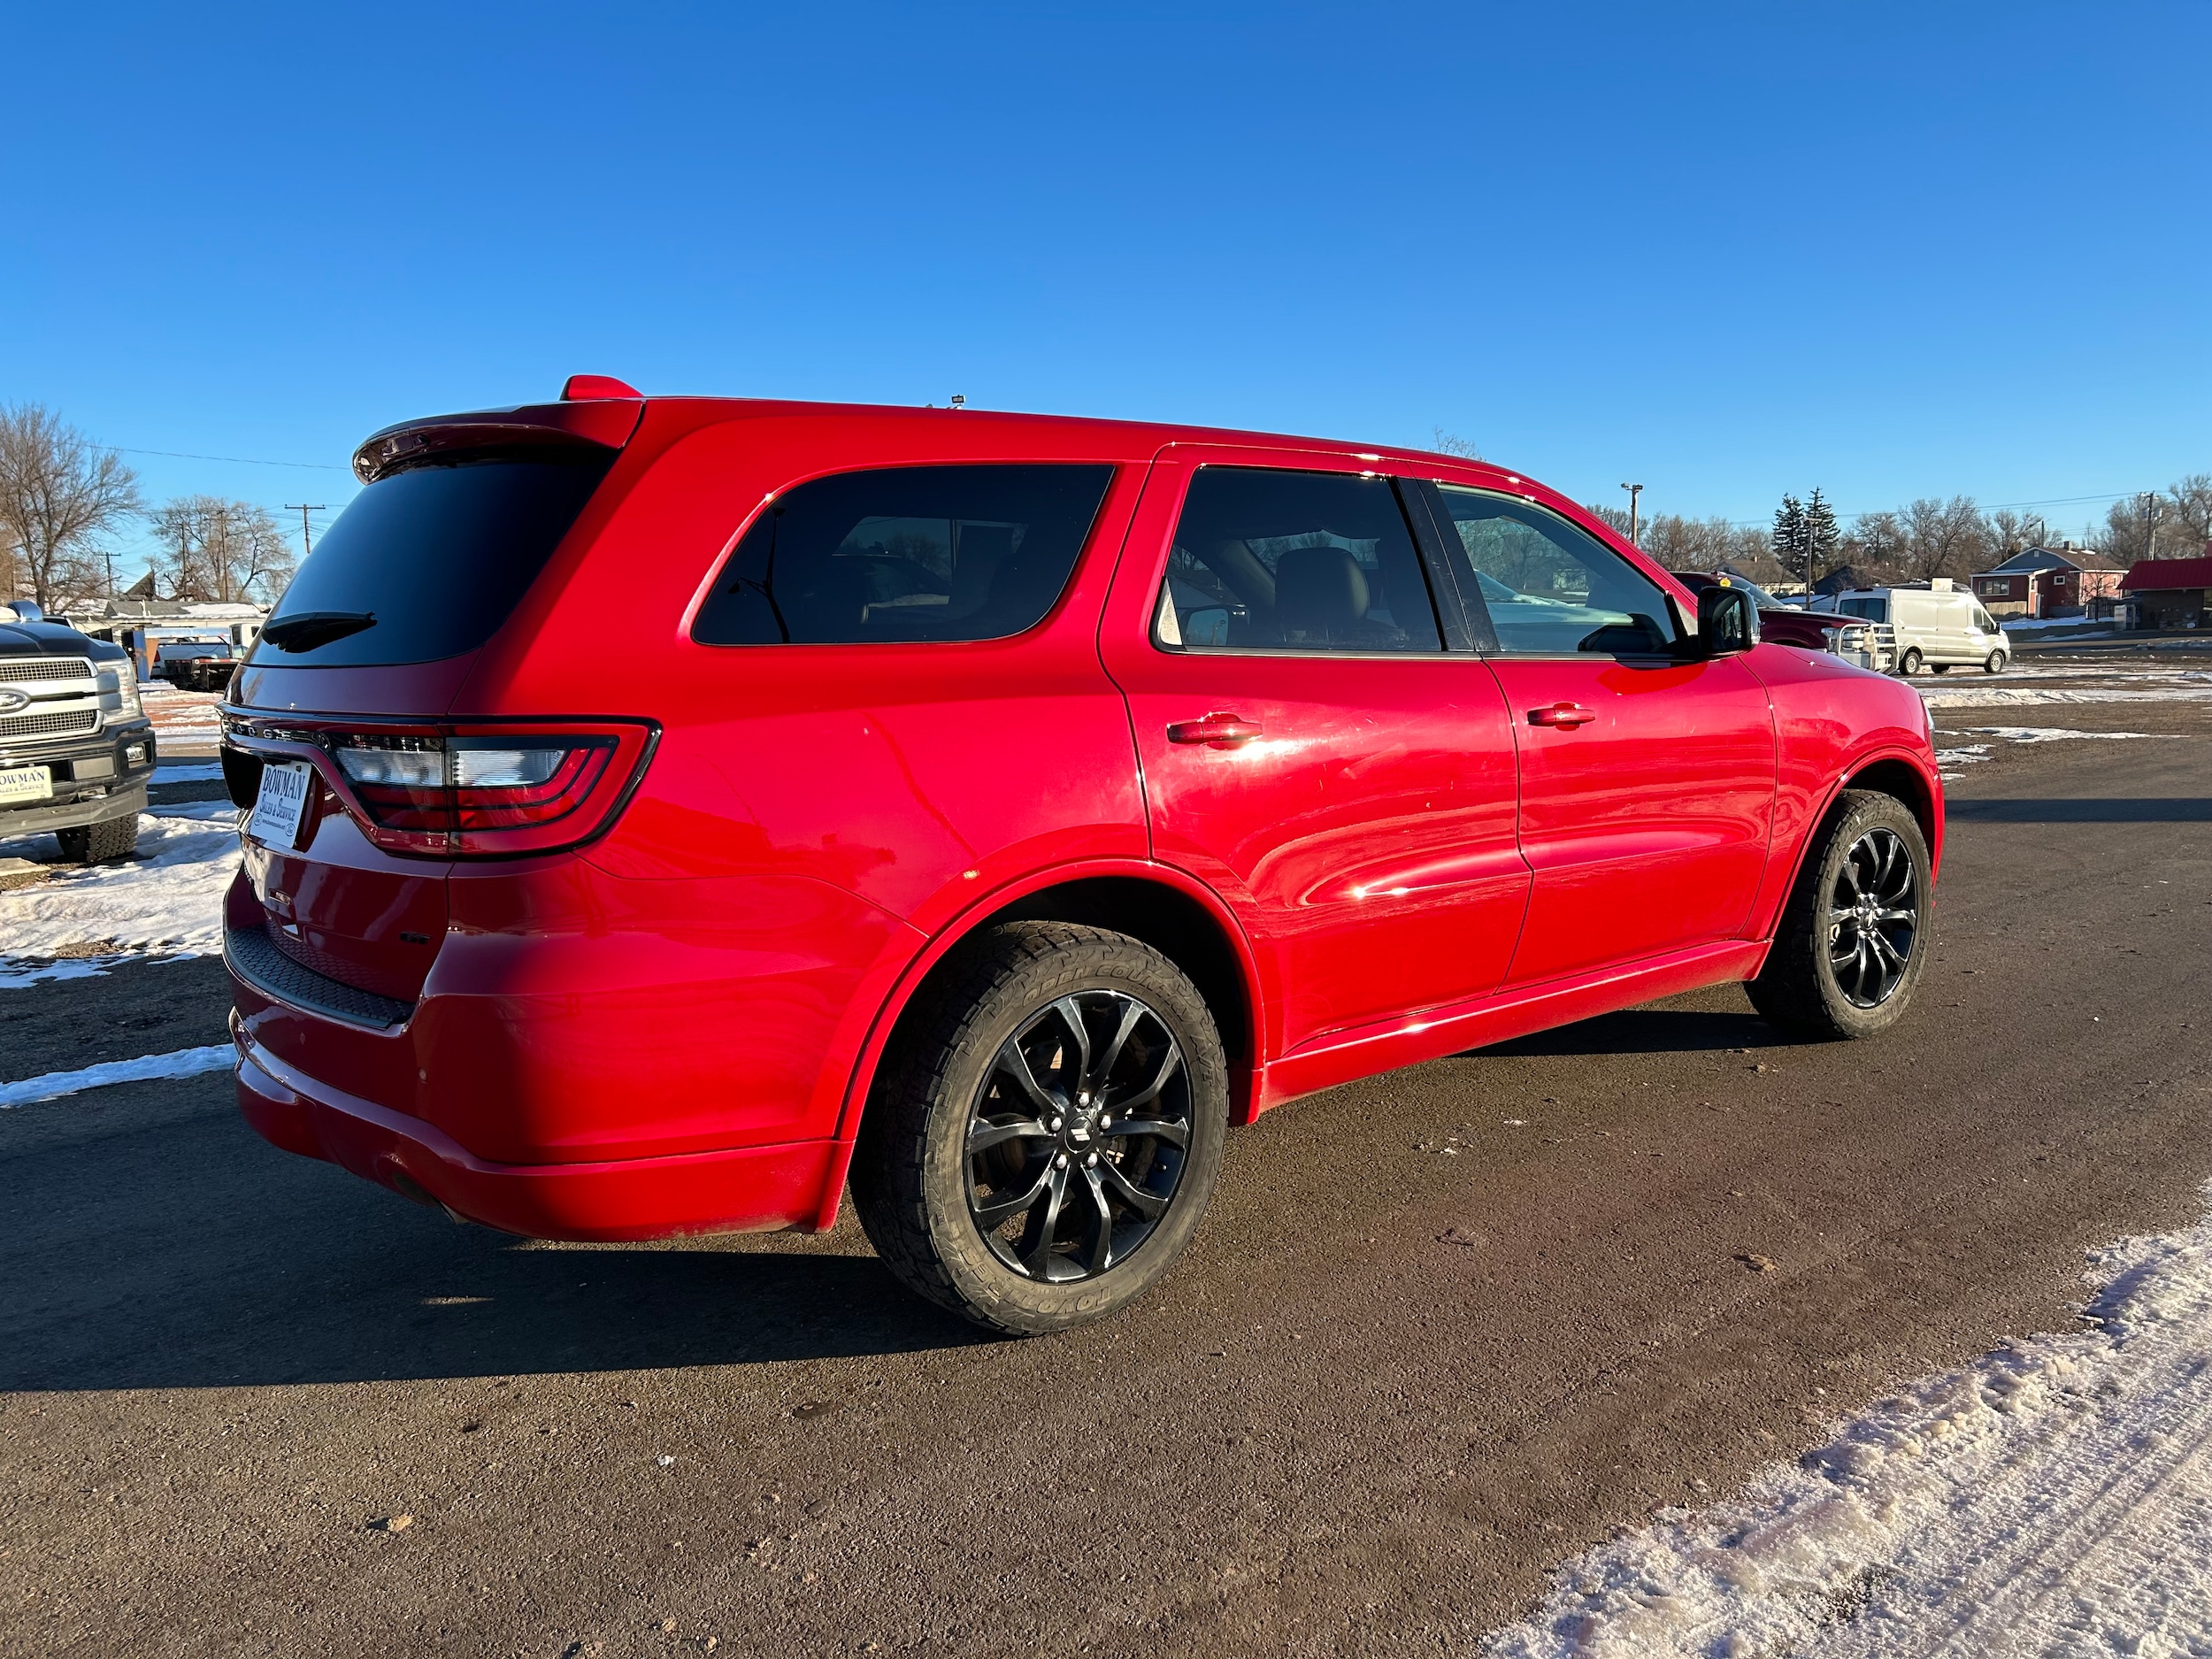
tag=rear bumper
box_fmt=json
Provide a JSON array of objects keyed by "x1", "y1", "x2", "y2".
[{"x1": 232, "y1": 1014, "x2": 839, "y2": 1241}]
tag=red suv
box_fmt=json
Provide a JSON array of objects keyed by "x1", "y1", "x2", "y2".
[{"x1": 223, "y1": 381, "x2": 1941, "y2": 1333}]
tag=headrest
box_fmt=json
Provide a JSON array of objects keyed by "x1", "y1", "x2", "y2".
[{"x1": 1275, "y1": 546, "x2": 1369, "y2": 639}]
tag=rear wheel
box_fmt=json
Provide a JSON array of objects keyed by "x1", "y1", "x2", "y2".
[
  {"x1": 851, "y1": 921, "x2": 1230, "y2": 1334},
  {"x1": 1930, "y1": 663, "x2": 1951, "y2": 675},
  {"x1": 1748, "y1": 790, "x2": 1931, "y2": 1040},
  {"x1": 56, "y1": 813, "x2": 139, "y2": 864},
  {"x1": 1984, "y1": 650, "x2": 2007, "y2": 674},
  {"x1": 1898, "y1": 647, "x2": 1924, "y2": 676}
]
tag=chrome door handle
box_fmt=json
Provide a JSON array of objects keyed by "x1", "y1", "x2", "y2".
[
  {"x1": 1168, "y1": 714, "x2": 1263, "y2": 749},
  {"x1": 1527, "y1": 703, "x2": 1597, "y2": 728}
]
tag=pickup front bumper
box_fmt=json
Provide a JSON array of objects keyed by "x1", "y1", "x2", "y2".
[{"x1": 0, "y1": 719, "x2": 157, "y2": 835}]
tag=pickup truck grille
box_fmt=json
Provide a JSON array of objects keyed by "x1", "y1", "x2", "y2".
[
  {"x1": 0, "y1": 707, "x2": 101, "y2": 741},
  {"x1": 0, "y1": 657, "x2": 95, "y2": 685},
  {"x1": 0, "y1": 656, "x2": 105, "y2": 744}
]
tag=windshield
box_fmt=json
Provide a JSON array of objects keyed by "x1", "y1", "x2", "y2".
[{"x1": 256, "y1": 453, "x2": 615, "y2": 666}]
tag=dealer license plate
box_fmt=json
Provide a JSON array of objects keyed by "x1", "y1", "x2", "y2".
[
  {"x1": 248, "y1": 760, "x2": 314, "y2": 850},
  {"x1": 0, "y1": 764, "x2": 52, "y2": 807}
]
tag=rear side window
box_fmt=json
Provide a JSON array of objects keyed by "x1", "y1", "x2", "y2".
[
  {"x1": 692, "y1": 465, "x2": 1115, "y2": 646},
  {"x1": 1154, "y1": 467, "x2": 1441, "y2": 653},
  {"x1": 255, "y1": 455, "x2": 615, "y2": 666}
]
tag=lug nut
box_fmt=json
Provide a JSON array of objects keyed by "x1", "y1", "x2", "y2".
[
  {"x1": 1049, "y1": 1116, "x2": 1063, "y2": 1132},
  {"x1": 1086, "y1": 1152, "x2": 1098, "y2": 1167},
  {"x1": 1055, "y1": 1152, "x2": 1069, "y2": 1168},
  {"x1": 1100, "y1": 1114, "x2": 1112, "y2": 1128}
]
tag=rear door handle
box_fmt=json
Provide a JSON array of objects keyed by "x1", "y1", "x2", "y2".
[
  {"x1": 1527, "y1": 703, "x2": 1597, "y2": 728},
  {"x1": 1168, "y1": 714, "x2": 1263, "y2": 749}
]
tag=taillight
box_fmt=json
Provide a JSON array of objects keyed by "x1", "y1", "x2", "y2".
[{"x1": 326, "y1": 723, "x2": 652, "y2": 857}]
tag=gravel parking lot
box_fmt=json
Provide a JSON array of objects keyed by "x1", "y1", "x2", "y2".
[{"x1": 3, "y1": 648, "x2": 2208, "y2": 1657}]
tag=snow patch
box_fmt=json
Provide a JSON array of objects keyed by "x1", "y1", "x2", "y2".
[
  {"x1": 1486, "y1": 1190, "x2": 2212, "y2": 1656},
  {"x1": 1919, "y1": 684, "x2": 2212, "y2": 710},
  {"x1": 1968, "y1": 726, "x2": 2167, "y2": 744},
  {"x1": 0, "y1": 1044, "x2": 234, "y2": 1108},
  {"x1": 154, "y1": 763, "x2": 227, "y2": 783},
  {"x1": 0, "y1": 810, "x2": 238, "y2": 977}
]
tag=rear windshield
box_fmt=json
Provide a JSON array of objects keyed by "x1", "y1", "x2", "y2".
[
  {"x1": 254, "y1": 454, "x2": 615, "y2": 666},
  {"x1": 691, "y1": 464, "x2": 1115, "y2": 645}
]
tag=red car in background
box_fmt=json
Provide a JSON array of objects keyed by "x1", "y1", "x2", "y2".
[{"x1": 222, "y1": 382, "x2": 1941, "y2": 1333}]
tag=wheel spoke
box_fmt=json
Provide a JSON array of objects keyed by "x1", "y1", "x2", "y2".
[
  {"x1": 1018, "y1": 1164, "x2": 1071, "y2": 1276},
  {"x1": 1869, "y1": 929, "x2": 1909, "y2": 973},
  {"x1": 1080, "y1": 1167, "x2": 1115, "y2": 1274},
  {"x1": 1107, "y1": 1041, "x2": 1183, "y2": 1115},
  {"x1": 968, "y1": 1117, "x2": 1050, "y2": 1154},
  {"x1": 1053, "y1": 996, "x2": 1093, "y2": 1086},
  {"x1": 1095, "y1": 1116, "x2": 1189, "y2": 1148},
  {"x1": 1854, "y1": 935, "x2": 1878, "y2": 1000},
  {"x1": 1097, "y1": 1159, "x2": 1166, "y2": 1220},
  {"x1": 1876, "y1": 906, "x2": 1916, "y2": 925},
  {"x1": 994, "y1": 1037, "x2": 1063, "y2": 1115},
  {"x1": 974, "y1": 1163, "x2": 1053, "y2": 1231},
  {"x1": 1091, "y1": 998, "x2": 1145, "y2": 1092}
]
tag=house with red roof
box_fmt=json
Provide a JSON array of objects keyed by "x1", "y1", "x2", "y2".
[{"x1": 2120, "y1": 548, "x2": 2212, "y2": 629}]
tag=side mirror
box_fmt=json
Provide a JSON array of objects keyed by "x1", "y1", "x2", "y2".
[{"x1": 1696, "y1": 585, "x2": 1760, "y2": 657}]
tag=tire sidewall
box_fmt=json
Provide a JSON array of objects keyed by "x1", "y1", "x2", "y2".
[
  {"x1": 1807, "y1": 795, "x2": 1932, "y2": 1037},
  {"x1": 917, "y1": 949, "x2": 1228, "y2": 1333},
  {"x1": 1899, "y1": 648, "x2": 1922, "y2": 676}
]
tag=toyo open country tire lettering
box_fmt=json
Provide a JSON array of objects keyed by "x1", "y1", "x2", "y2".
[
  {"x1": 851, "y1": 921, "x2": 1230, "y2": 1335},
  {"x1": 1747, "y1": 789, "x2": 1932, "y2": 1041}
]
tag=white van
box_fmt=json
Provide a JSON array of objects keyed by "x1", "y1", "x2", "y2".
[{"x1": 1814, "y1": 582, "x2": 2008, "y2": 675}]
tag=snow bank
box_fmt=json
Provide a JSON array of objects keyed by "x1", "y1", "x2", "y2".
[
  {"x1": 1920, "y1": 683, "x2": 2212, "y2": 710},
  {"x1": 0, "y1": 1044, "x2": 234, "y2": 1108},
  {"x1": 1968, "y1": 726, "x2": 2167, "y2": 744},
  {"x1": 0, "y1": 808, "x2": 238, "y2": 981},
  {"x1": 1486, "y1": 1193, "x2": 2212, "y2": 1656}
]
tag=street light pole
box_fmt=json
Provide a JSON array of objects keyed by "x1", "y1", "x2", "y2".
[{"x1": 1620, "y1": 482, "x2": 1644, "y2": 547}]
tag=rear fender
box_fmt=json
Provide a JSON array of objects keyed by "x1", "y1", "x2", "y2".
[{"x1": 809, "y1": 857, "x2": 1268, "y2": 1231}]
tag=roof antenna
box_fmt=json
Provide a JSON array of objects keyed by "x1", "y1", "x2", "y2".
[{"x1": 949, "y1": 394, "x2": 965, "y2": 410}]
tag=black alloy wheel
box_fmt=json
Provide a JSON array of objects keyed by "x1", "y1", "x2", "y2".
[
  {"x1": 851, "y1": 921, "x2": 1230, "y2": 1334},
  {"x1": 1747, "y1": 788, "x2": 1933, "y2": 1040},
  {"x1": 1825, "y1": 826, "x2": 1919, "y2": 1009},
  {"x1": 964, "y1": 991, "x2": 1193, "y2": 1282}
]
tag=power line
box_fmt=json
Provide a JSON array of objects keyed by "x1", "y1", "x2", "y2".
[
  {"x1": 116, "y1": 446, "x2": 349, "y2": 472},
  {"x1": 284, "y1": 504, "x2": 327, "y2": 562}
]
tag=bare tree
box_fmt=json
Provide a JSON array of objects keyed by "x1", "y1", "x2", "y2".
[
  {"x1": 1639, "y1": 514, "x2": 1770, "y2": 572},
  {"x1": 146, "y1": 496, "x2": 296, "y2": 603},
  {"x1": 1431, "y1": 428, "x2": 1482, "y2": 459},
  {"x1": 0, "y1": 403, "x2": 142, "y2": 608},
  {"x1": 2160, "y1": 474, "x2": 2212, "y2": 552},
  {"x1": 2094, "y1": 495, "x2": 2167, "y2": 564},
  {"x1": 1901, "y1": 496, "x2": 1985, "y2": 582},
  {"x1": 1984, "y1": 507, "x2": 2049, "y2": 557},
  {"x1": 1584, "y1": 502, "x2": 1636, "y2": 539},
  {"x1": 1848, "y1": 510, "x2": 1909, "y2": 576}
]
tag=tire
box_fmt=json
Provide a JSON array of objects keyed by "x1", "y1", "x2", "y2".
[
  {"x1": 851, "y1": 921, "x2": 1231, "y2": 1335},
  {"x1": 1984, "y1": 650, "x2": 2007, "y2": 674},
  {"x1": 1897, "y1": 647, "x2": 1923, "y2": 676},
  {"x1": 56, "y1": 812, "x2": 140, "y2": 865},
  {"x1": 1747, "y1": 790, "x2": 1932, "y2": 1041},
  {"x1": 1930, "y1": 663, "x2": 1951, "y2": 675}
]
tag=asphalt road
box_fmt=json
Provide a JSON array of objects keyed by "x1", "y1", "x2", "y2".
[{"x1": 4, "y1": 674, "x2": 2209, "y2": 1658}]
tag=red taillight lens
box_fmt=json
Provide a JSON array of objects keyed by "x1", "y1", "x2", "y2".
[{"x1": 321, "y1": 723, "x2": 651, "y2": 857}]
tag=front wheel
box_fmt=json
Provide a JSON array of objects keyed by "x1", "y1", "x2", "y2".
[
  {"x1": 1984, "y1": 650, "x2": 2007, "y2": 674},
  {"x1": 1747, "y1": 790, "x2": 1932, "y2": 1040},
  {"x1": 1930, "y1": 663, "x2": 1951, "y2": 675},
  {"x1": 1898, "y1": 647, "x2": 1924, "y2": 676},
  {"x1": 56, "y1": 813, "x2": 139, "y2": 864},
  {"x1": 851, "y1": 921, "x2": 1230, "y2": 1334}
]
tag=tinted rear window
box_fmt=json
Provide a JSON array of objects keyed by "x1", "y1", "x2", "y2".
[
  {"x1": 692, "y1": 464, "x2": 1115, "y2": 645},
  {"x1": 254, "y1": 454, "x2": 614, "y2": 666}
]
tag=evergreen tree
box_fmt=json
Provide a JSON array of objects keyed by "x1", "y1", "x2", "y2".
[
  {"x1": 1771, "y1": 494, "x2": 1807, "y2": 571},
  {"x1": 1804, "y1": 488, "x2": 1841, "y2": 573}
]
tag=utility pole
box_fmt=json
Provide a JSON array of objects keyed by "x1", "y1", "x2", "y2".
[
  {"x1": 286, "y1": 504, "x2": 325, "y2": 565},
  {"x1": 2141, "y1": 491, "x2": 2160, "y2": 561},
  {"x1": 1619, "y1": 482, "x2": 1644, "y2": 547}
]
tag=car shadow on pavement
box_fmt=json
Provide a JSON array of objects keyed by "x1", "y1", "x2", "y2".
[
  {"x1": 0, "y1": 1087, "x2": 987, "y2": 1394},
  {"x1": 1947, "y1": 797, "x2": 2212, "y2": 823},
  {"x1": 1466, "y1": 1003, "x2": 1790, "y2": 1059}
]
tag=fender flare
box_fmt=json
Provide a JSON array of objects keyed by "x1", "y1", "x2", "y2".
[
  {"x1": 1748, "y1": 744, "x2": 1945, "y2": 961},
  {"x1": 809, "y1": 856, "x2": 1268, "y2": 1230}
]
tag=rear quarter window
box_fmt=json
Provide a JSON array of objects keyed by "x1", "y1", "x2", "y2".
[
  {"x1": 253, "y1": 453, "x2": 615, "y2": 666},
  {"x1": 691, "y1": 464, "x2": 1115, "y2": 646}
]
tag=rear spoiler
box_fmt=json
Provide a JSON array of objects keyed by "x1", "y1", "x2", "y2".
[{"x1": 351, "y1": 397, "x2": 644, "y2": 485}]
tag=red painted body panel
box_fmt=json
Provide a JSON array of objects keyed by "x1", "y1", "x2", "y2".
[{"x1": 225, "y1": 396, "x2": 1942, "y2": 1241}]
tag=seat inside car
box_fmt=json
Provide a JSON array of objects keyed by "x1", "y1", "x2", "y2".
[{"x1": 1276, "y1": 544, "x2": 1371, "y2": 645}]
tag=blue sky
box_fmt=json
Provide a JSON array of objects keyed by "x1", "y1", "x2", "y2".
[{"x1": 4, "y1": 3, "x2": 2207, "y2": 574}]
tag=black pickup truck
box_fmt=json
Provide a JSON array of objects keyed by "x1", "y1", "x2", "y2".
[{"x1": 0, "y1": 603, "x2": 158, "y2": 862}]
